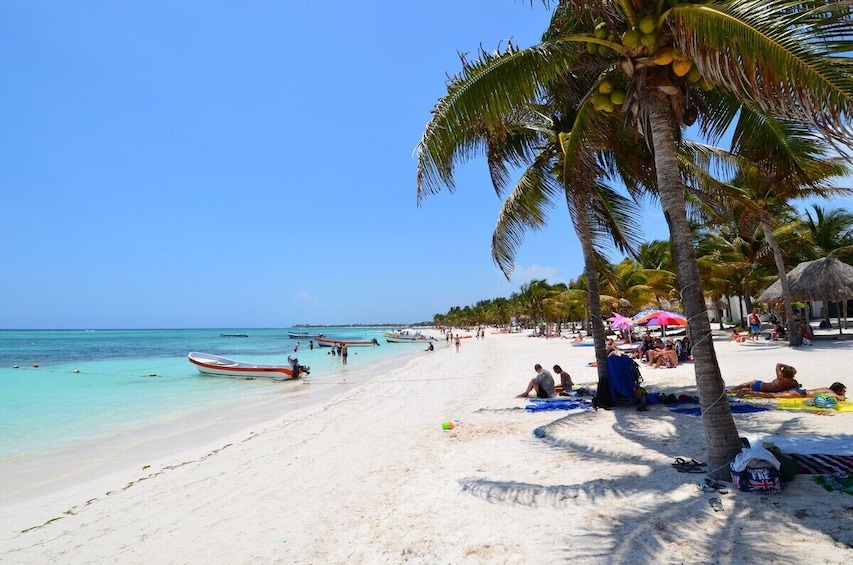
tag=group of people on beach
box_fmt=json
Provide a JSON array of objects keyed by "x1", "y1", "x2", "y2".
[
  {"x1": 629, "y1": 334, "x2": 692, "y2": 368},
  {"x1": 729, "y1": 363, "x2": 846, "y2": 400},
  {"x1": 516, "y1": 364, "x2": 573, "y2": 399}
]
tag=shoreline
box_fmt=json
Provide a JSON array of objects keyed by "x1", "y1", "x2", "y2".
[
  {"x1": 0, "y1": 342, "x2": 425, "y2": 507},
  {"x1": 3, "y1": 331, "x2": 853, "y2": 563}
]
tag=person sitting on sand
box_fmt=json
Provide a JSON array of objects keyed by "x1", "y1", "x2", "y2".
[
  {"x1": 731, "y1": 329, "x2": 748, "y2": 343},
  {"x1": 517, "y1": 364, "x2": 555, "y2": 399},
  {"x1": 652, "y1": 343, "x2": 678, "y2": 368},
  {"x1": 553, "y1": 364, "x2": 573, "y2": 395},
  {"x1": 729, "y1": 363, "x2": 800, "y2": 395},
  {"x1": 736, "y1": 382, "x2": 846, "y2": 400}
]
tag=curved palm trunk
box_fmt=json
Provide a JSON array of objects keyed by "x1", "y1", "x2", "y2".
[
  {"x1": 761, "y1": 218, "x2": 801, "y2": 345},
  {"x1": 574, "y1": 196, "x2": 610, "y2": 382},
  {"x1": 647, "y1": 92, "x2": 742, "y2": 478}
]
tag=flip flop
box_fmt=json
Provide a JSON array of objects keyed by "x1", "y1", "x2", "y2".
[
  {"x1": 699, "y1": 478, "x2": 729, "y2": 494},
  {"x1": 709, "y1": 497, "x2": 723, "y2": 512},
  {"x1": 675, "y1": 462, "x2": 706, "y2": 473}
]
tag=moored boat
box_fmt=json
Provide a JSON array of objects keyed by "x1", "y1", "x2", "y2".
[
  {"x1": 384, "y1": 329, "x2": 436, "y2": 343},
  {"x1": 188, "y1": 352, "x2": 309, "y2": 379},
  {"x1": 314, "y1": 336, "x2": 380, "y2": 348},
  {"x1": 288, "y1": 331, "x2": 323, "y2": 339}
]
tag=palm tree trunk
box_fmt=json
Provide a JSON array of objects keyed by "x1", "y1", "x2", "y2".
[
  {"x1": 647, "y1": 92, "x2": 742, "y2": 478},
  {"x1": 574, "y1": 195, "x2": 610, "y2": 382},
  {"x1": 760, "y1": 218, "x2": 801, "y2": 346}
]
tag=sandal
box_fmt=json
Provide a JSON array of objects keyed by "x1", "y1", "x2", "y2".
[
  {"x1": 709, "y1": 497, "x2": 723, "y2": 512},
  {"x1": 698, "y1": 478, "x2": 729, "y2": 494}
]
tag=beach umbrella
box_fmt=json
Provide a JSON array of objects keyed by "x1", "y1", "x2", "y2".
[
  {"x1": 632, "y1": 310, "x2": 688, "y2": 337},
  {"x1": 607, "y1": 313, "x2": 634, "y2": 342},
  {"x1": 633, "y1": 310, "x2": 688, "y2": 327},
  {"x1": 757, "y1": 256, "x2": 853, "y2": 335}
]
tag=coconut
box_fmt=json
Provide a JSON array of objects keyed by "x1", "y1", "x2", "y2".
[
  {"x1": 610, "y1": 90, "x2": 627, "y2": 105},
  {"x1": 672, "y1": 58, "x2": 693, "y2": 77},
  {"x1": 622, "y1": 29, "x2": 642, "y2": 49},
  {"x1": 652, "y1": 47, "x2": 674, "y2": 66},
  {"x1": 598, "y1": 80, "x2": 614, "y2": 94},
  {"x1": 639, "y1": 15, "x2": 657, "y2": 35}
]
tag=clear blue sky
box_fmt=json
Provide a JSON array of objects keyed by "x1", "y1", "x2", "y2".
[{"x1": 0, "y1": 1, "x2": 696, "y2": 329}]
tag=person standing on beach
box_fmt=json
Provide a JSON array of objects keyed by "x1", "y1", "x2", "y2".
[
  {"x1": 553, "y1": 365, "x2": 573, "y2": 395},
  {"x1": 455, "y1": 335, "x2": 461, "y2": 352},
  {"x1": 748, "y1": 309, "x2": 761, "y2": 341},
  {"x1": 517, "y1": 364, "x2": 555, "y2": 398},
  {"x1": 341, "y1": 343, "x2": 348, "y2": 364}
]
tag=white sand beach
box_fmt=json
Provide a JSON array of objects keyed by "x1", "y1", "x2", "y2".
[{"x1": 2, "y1": 331, "x2": 853, "y2": 564}]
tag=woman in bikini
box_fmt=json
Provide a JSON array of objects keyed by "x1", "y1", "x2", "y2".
[
  {"x1": 737, "y1": 382, "x2": 846, "y2": 400},
  {"x1": 729, "y1": 363, "x2": 800, "y2": 395}
]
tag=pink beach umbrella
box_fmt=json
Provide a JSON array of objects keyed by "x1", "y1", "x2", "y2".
[
  {"x1": 607, "y1": 313, "x2": 635, "y2": 342},
  {"x1": 633, "y1": 310, "x2": 688, "y2": 337}
]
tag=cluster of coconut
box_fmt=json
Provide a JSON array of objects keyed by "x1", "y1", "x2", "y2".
[{"x1": 587, "y1": 8, "x2": 712, "y2": 112}]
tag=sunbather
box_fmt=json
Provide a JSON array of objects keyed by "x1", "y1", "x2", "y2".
[
  {"x1": 736, "y1": 382, "x2": 846, "y2": 400},
  {"x1": 728, "y1": 363, "x2": 800, "y2": 395}
]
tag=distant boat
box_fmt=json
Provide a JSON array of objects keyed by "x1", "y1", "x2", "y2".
[
  {"x1": 188, "y1": 352, "x2": 308, "y2": 379},
  {"x1": 384, "y1": 329, "x2": 436, "y2": 343},
  {"x1": 288, "y1": 331, "x2": 323, "y2": 339},
  {"x1": 315, "y1": 336, "x2": 380, "y2": 348},
  {"x1": 220, "y1": 333, "x2": 249, "y2": 338}
]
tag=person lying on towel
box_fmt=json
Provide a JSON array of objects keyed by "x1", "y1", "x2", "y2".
[
  {"x1": 736, "y1": 382, "x2": 846, "y2": 400},
  {"x1": 728, "y1": 363, "x2": 800, "y2": 396}
]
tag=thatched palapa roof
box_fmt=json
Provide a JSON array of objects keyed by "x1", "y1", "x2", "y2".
[{"x1": 757, "y1": 256, "x2": 853, "y2": 303}]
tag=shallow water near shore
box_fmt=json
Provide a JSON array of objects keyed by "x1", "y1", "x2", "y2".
[{"x1": 0, "y1": 327, "x2": 434, "y2": 503}]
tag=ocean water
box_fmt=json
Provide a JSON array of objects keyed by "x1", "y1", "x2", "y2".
[{"x1": 0, "y1": 327, "x2": 432, "y2": 488}]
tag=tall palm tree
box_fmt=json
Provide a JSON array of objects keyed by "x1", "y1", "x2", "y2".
[
  {"x1": 417, "y1": 1, "x2": 853, "y2": 476},
  {"x1": 417, "y1": 29, "x2": 649, "y2": 382}
]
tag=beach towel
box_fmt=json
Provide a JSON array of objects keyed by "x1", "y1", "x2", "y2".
[
  {"x1": 787, "y1": 454, "x2": 853, "y2": 475},
  {"x1": 525, "y1": 399, "x2": 592, "y2": 412},
  {"x1": 813, "y1": 472, "x2": 853, "y2": 495},
  {"x1": 775, "y1": 398, "x2": 853, "y2": 413},
  {"x1": 669, "y1": 401, "x2": 768, "y2": 417}
]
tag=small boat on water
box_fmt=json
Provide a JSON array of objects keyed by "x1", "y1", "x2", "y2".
[
  {"x1": 384, "y1": 329, "x2": 436, "y2": 343},
  {"x1": 314, "y1": 336, "x2": 380, "y2": 348},
  {"x1": 188, "y1": 352, "x2": 309, "y2": 379},
  {"x1": 287, "y1": 331, "x2": 324, "y2": 339},
  {"x1": 220, "y1": 333, "x2": 249, "y2": 338}
]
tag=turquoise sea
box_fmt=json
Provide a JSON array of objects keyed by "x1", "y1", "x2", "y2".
[{"x1": 0, "y1": 327, "x2": 434, "y2": 501}]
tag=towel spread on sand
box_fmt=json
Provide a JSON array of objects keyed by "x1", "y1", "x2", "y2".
[
  {"x1": 775, "y1": 398, "x2": 853, "y2": 413},
  {"x1": 525, "y1": 399, "x2": 592, "y2": 412},
  {"x1": 812, "y1": 473, "x2": 853, "y2": 495},
  {"x1": 668, "y1": 400, "x2": 768, "y2": 417},
  {"x1": 788, "y1": 454, "x2": 853, "y2": 475}
]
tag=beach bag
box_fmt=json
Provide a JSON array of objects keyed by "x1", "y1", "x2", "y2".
[{"x1": 730, "y1": 462, "x2": 783, "y2": 494}]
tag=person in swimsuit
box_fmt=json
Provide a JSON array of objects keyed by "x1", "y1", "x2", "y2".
[
  {"x1": 729, "y1": 363, "x2": 800, "y2": 395},
  {"x1": 736, "y1": 382, "x2": 846, "y2": 400}
]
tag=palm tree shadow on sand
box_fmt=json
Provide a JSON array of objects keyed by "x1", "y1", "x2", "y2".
[{"x1": 459, "y1": 389, "x2": 853, "y2": 562}]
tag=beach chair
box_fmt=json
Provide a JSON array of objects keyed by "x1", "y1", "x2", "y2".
[{"x1": 604, "y1": 355, "x2": 642, "y2": 406}]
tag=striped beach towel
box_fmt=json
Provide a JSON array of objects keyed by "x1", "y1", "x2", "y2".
[{"x1": 787, "y1": 453, "x2": 853, "y2": 475}]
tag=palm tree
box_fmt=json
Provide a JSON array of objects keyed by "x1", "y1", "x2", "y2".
[
  {"x1": 801, "y1": 204, "x2": 853, "y2": 263},
  {"x1": 707, "y1": 113, "x2": 853, "y2": 344},
  {"x1": 417, "y1": 1, "x2": 853, "y2": 476},
  {"x1": 417, "y1": 29, "x2": 648, "y2": 382}
]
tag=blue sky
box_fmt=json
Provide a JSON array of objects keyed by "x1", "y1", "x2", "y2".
[{"x1": 0, "y1": 1, "x2": 712, "y2": 329}]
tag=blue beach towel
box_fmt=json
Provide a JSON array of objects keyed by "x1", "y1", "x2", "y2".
[
  {"x1": 669, "y1": 400, "x2": 768, "y2": 417},
  {"x1": 525, "y1": 399, "x2": 592, "y2": 412}
]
